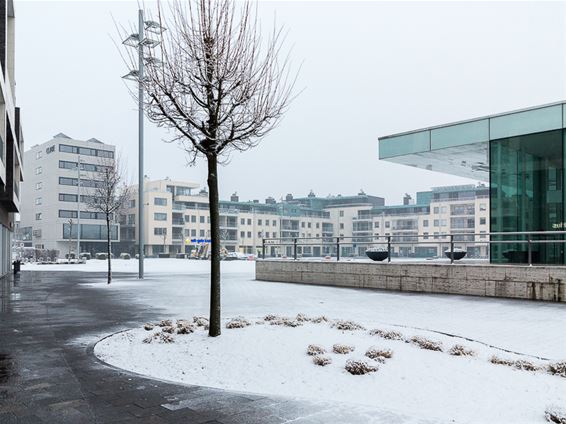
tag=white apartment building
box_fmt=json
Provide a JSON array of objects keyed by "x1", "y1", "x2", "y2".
[
  {"x1": 20, "y1": 133, "x2": 117, "y2": 257},
  {"x1": 119, "y1": 180, "x2": 386, "y2": 258},
  {"x1": 0, "y1": 0, "x2": 23, "y2": 274},
  {"x1": 354, "y1": 184, "x2": 490, "y2": 258}
]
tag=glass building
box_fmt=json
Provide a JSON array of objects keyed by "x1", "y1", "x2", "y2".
[{"x1": 378, "y1": 101, "x2": 566, "y2": 264}]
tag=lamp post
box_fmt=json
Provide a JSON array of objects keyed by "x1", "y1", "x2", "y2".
[
  {"x1": 122, "y1": 10, "x2": 165, "y2": 279},
  {"x1": 76, "y1": 155, "x2": 83, "y2": 258}
]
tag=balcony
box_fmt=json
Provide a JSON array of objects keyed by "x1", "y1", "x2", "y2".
[{"x1": 0, "y1": 125, "x2": 20, "y2": 212}]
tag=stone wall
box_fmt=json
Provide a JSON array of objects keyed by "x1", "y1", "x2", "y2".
[{"x1": 256, "y1": 260, "x2": 566, "y2": 302}]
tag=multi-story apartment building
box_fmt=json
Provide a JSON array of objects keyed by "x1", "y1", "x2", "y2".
[
  {"x1": 0, "y1": 0, "x2": 23, "y2": 274},
  {"x1": 20, "y1": 133, "x2": 117, "y2": 256},
  {"x1": 119, "y1": 179, "x2": 384, "y2": 258},
  {"x1": 353, "y1": 184, "x2": 490, "y2": 258}
]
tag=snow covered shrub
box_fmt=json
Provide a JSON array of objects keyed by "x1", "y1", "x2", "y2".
[
  {"x1": 545, "y1": 406, "x2": 566, "y2": 423},
  {"x1": 449, "y1": 344, "x2": 476, "y2": 356},
  {"x1": 159, "y1": 333, "x2": 174, "y2": 343},
  {"x1": 333, "y1": 344, "x2": 355, "y2": 354},
  {"x1": 548, "y1": 361, "x2": 566, "y2": 377},
  {"x1": 161, "y1": 325, "x2": 175, "y2": 334},
  {"x1": 283, "y1": 319, "x2": 302, "y2": 327},
  {"x1": 365, "y1": 347, "x2": 393, "y2": 360},
  {"x1": 264, "y1": 314, "x2": 280, "y2": 322},
  {"x1": 255, "y1": 320, "x2": 265, "y2": 325},
  {"x1": 193, "y1": 316, "x2": 209, "y2": 327},
  {"x1": 143, "y1": 332, "x2": 160, "y2": 344},
  {"x1": 312, "y1": 355, "x2": 332, "y2": 366},
  {"x1": 159, "y1": 319, "x2": 173, "y2": 327},
  {"x1": 369, "y1": 328, "x2": 403, "y2": 340},
  {"x1": 489, "y1": 356, "x2": 515, "y2": 366},
  {"x1": 307, "y1": 344, "x2": 326, "y2": 356},
  {"x1": 296, "y1": 313, "x2": 311, "y2": 322},
  {"x1": 143, "y1": 323, "x2": 154, "y2": 331},
  {"x1": 226, "y1": 317, "x2": 251, "y2": 329},
  {"x1": 332, "y1": 320, "x2": 365, "y2": 331},
  {"x1": 345, "y1": 359, "x2": 378, "y2": 375},
  {"x1": 176, "y1": 323, "x2": 195, "y2": 334},
  {"x1": 514, "y1": 360, "x2": 540, "y2": 372},
  {"x1": 410, "y1": 336, "x2": 443, "y2": 352},
  {"x1": 311, "y1": 315, "x2": 329, "y2": 324}
]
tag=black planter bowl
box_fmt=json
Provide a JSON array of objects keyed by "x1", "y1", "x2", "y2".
[
  {"x1": 444, "y1": 249, "x2": 467, "y2": 260},
  {"x1": 366, "y1": 249, "x2": 389, "y2": 261}
]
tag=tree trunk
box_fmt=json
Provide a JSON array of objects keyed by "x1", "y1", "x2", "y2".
[
  {"x1": 207, "y1": 154, "x2": 221, "y2": 337},
  {"x1": 106, "y1": 216, "x2": 112, "y2": 285}
]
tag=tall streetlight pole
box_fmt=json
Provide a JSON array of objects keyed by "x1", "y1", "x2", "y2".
[
  {"x1": 122, "y1": 10, "x2": 164, "y2": 279},
  {"x1": 137, "y1": 9, "x2": 145, "y2": 279},
  {"x1": 76, "y1": 155, "x2": 81, "y2": 258}
]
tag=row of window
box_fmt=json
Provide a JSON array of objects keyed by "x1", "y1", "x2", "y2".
[
  {"x1": 240, "y1": 218, "x2": 278, "y2": 226},
  {"x1": 59, "y1": 160, "x2": 111, "y2": 173},
  {"x1": 59, "y1": 193, "x2": 99, "y2": 203},
  {"x1": 59, "y1": 177, "x2": 104, "y2": 188},
  {"x1": 62, "y1": 223, "x2": 119, "y2": 240},
  {"x1": 58, "y1": 210, "x2": 111, "y2": 220},
  {"x1": 373, "y1": 217, "x2": 487, "y2": 229},
  {"x1": 59, "y1": 144, "x2": 114, "y2": 158}
]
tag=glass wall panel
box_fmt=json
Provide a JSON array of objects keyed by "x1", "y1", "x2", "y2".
[
  {"x1": 490, "y1": 129, "x2": 564, "y2": 264},
  {"x1": 490, "y1": 105, "x2": 562, "y2": 140},
  {"x1": 431, "y1": 119, "x2": 489, "y2": 150},
  {"x1": 379, "y1": 131, "x2": 430, "y2": 159}
]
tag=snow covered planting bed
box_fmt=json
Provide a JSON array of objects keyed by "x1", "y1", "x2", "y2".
[{"x1": 94, "y1": 315, "x2": 566, "y2": 423}]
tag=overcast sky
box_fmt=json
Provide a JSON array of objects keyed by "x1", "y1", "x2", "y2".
[{"x1": 15, "y1": 1, "x2": 566, "y2": 204}]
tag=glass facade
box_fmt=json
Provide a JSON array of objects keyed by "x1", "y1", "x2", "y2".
[{"x1": 490, "y1": 129, "x2": 565, "y2": 264}]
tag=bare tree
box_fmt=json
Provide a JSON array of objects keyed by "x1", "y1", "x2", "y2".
[
  {"x1": 121, "y1": 0, "x2": 296, "y2": 336},
  {"x1": 85, "y1": 157, "x2": 131, "y2": 284}
]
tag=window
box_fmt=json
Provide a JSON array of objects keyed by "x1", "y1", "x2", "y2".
[
  {"x1": 36, "y1": 151, "x2": 42, "y2": 160},
  {"x1": 35, "y1": 213, "x2": 42, "y2": 220},
  {"x1": 154, "y1": 197, "x2": 167, "y2": 206},
  {"x1": 59, "y1": 144, "x2": 114, "y2": 158},
  {"x1": 316, "y1": 223, "x2": 320, "y2": 229},
  {"x1": 385, "y1": 221, "x2": 390, "y2": 228},
  {"x1": 128, "y1": 214, "x2": 135, "y2": 225},
  {"x1": 200, "y1": 216, "x2": 205, "y2": 223},
  {"x1": 46, "y1": 145, "x2": 55, "y2": 154},
  {"x1": 129, "y1": 199, "x2": 135, "y2": 208},
  {"x1": 258, "y1": 232, "x2": 262, "y2": 238},
  {"x1": 59, "y1": 177, "x2": 103, "y2": 188},
  {"x1": 374, "y1": 221, "x2": 380, "y2": 228},
  {"x1": 434, "y1": 219, "x2": 439, "y2": 226},
  {"x1": 35, "y1": 197, "x2": 42, "y2": 205},
  {"x1": 199, "y1": 230, "x2": 205, "y2": 237},
  {"x1": 240, "y1": 231, "x2": 245, "y2": 238},
  {"x1": 154, "y1": 213, "x2": 167, "y2": 221},
  {"x1": 191, "y1": 215, "x2": 196, "y2": 223},
  {"x1": 59, "y1": 193, "x2": 78, "y2": 202},
  {"x1": 479, "y1": 203, "x2": 487, "y2": 211},
  {"x1": 265, "y1": 220, "x2": 270, "y2": 226},
  {"x1": 307, "y1": 222, "x2": 311, "y2": 228},
  {"x1": 207, "y1": 216, "x2": 210, "y2": 223},
  {"x1": 441, "y1": 219, "x2": 447, "y2": 227},
  {"x1": 339, "y1": 210, "x2": 344, "y2": 217},
  {"x1": 423, "y1": 232, "x2": 429, "y2": 240},
  {"x1": 480, "y1": 231, "x2": 487, "y2": 239},
  {"x1": 247, "y1": 231, "x2": 252, "y2": 238},
  {"x1": 240, "y1": 218, "x2": 245, "y2": 225},
  {"x1": 247, "y1": 219, "x2": 252, "y2": 225},
  {"x1": 258, "y1": 219, "x2": 262, "y2": 226},
  {"x1": 191, "y1": 229, "x2": 196, "y2": 237},
  {"x1": 301, "y1": 222, "x2": 305, "y2": 228},
  {"x1": 423, "y1": 219, "x2": 428, "y2": 227},
  {"x1": 340, "y1": 223, "x2": 344, "y2": 229},
  {"x1": 441, "y1": 206, "x2": 447, "y2": 214},
  {"x1": 272, "y1": 220, "x2": 277, "y2": 226},
  {"x1": 154, "y1": 228, "x2": 167, "y2": 236},
  {"x1": 35, "y1": 182, "x2": 42, "y2": 190},
  {"x1": 479, "y1": 217, "x2": 486, "y2": 225},
  {"x1": 272, "y1": 232, "x2": 277, "y2": 238},
  {"x1": 35, "y1": 166, "x2": 42, "y2": 175},
  {"x1": 433, "y1": 207, "x2": 439, "y2": 214}
]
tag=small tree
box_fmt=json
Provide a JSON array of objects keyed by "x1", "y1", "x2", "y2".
[
  {"x1": 122, "y1": 0, "x2": 296, "y2": 336},
  {"x1": 85, "y1": 157, "x2": 130, "y2": 284}
]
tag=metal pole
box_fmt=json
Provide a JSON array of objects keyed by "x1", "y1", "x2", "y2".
[
  {"x1": 528, "y1": 235, "x2": 532, "y2": 266},
  {"x1": 138, "y1": 9, "x2": 145, "y2": 279},
  {"x1": 76, "y1": 155, "x2": 81, "y2": 258},
  {"x1": 336, "y1": 237, "x2": 340, "y2": 261},
  {"x1": 262, "y1": 238, "x2": 265, "y2": 260},
  {"x1": 387, "y1": 235, "x2": 391, "y2": 263},
  {"x1": 293, "y1": 238, "x2": 297, "y2": 260},
  {"x1": 450, "y1": 234, "x2": 454, "y2": 264}
]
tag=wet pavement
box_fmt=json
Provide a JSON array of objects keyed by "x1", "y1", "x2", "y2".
[{"x1": 0, "y1": 271, "x2": 435, "y2": 424}]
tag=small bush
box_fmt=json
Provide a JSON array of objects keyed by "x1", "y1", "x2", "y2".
[
  {"x1": 143, "y1": 332, "x2": 160, "y2": 344},
  {"x1": 333, "y1": 344, "x2": 355, "y2": 354},
  {"x1": 226, "y1": 317, "x2": 251, "y2": 329},
  {"x1": 449, "y1": 344, "x2": 476, "y2": 357},
  {"x1": 411, "y1": 336, "x2": 443, "y2": 352},
  {"x1": 312, "y1": 355, "x2": 332, "y2": 366},
  {"x1": 365, "y1": 347, "x2": 393, "y2": 360},
  {"x1": 176, "y1": 319, "x2": 191, "y2": 328},
  {"x1": 255, "y1": 320, "x2": 265, "y2": 325},
  {"x1": 161, "y1": 325, "x2": 175, "y2": 334},
  {"x1": 311, "y1": 316, "x2": 329, "y2": 324},
  {"x1": 332, "y1": 320, "x2": 365, "y2": 331},
  {"x1": 490, "y1": 355, "x2": 515, "y2": 366},
  {"x1": 307, "y1": 344, "x2": 326, "y2": 356},
  {"x1": 369, "y1": 328, "x2": 403, "y2": 340},
  {"x1": 143, "y1": 323, "x2": 154, "y2": 331},
  {"x1": 345, "y1": 359, "x2": 378, "y2": 375},
  {"x1": 158, "y1": 319, "x2": 173, "y2": 327},
  {"x1": 193, "y1": 316, "x2": 209, "y2": 327},
  {"x1": 264, "y1": 314, "x2": 280, "y2": 322},
  {"x1": 296, "y1": 313, "x2": 311, "y2": 322},
  {"x1": 545, "y1": 406, "x2": 566, "y2": 423},
  {"x1": 548, "y1": 361, "x2": 566, "y2": 378},
  {"x1": 514, "y1": 360, "x2": 540, "y2": 372},
  {"x1": 176, "y1": 323, "x2": 195, "y2": 334},
  {"x1": 283, "y1": 319, "x2": 302, "y2": 328},
  {"x1": 159, "y1": 333, "x2": 174, "y2": 343}
]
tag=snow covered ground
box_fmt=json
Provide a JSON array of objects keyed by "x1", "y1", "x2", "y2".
[{"x1": 28, "y1": 259, "x2": 566, "y2": 422}]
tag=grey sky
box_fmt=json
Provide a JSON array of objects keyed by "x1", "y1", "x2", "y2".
[{"x1": 16, "y1": 1, "x2": 566, "y2": 204}]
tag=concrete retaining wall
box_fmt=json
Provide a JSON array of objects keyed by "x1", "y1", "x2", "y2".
[{"x1": 255, "y1": 260, "x2": 566, "y2": 302}]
